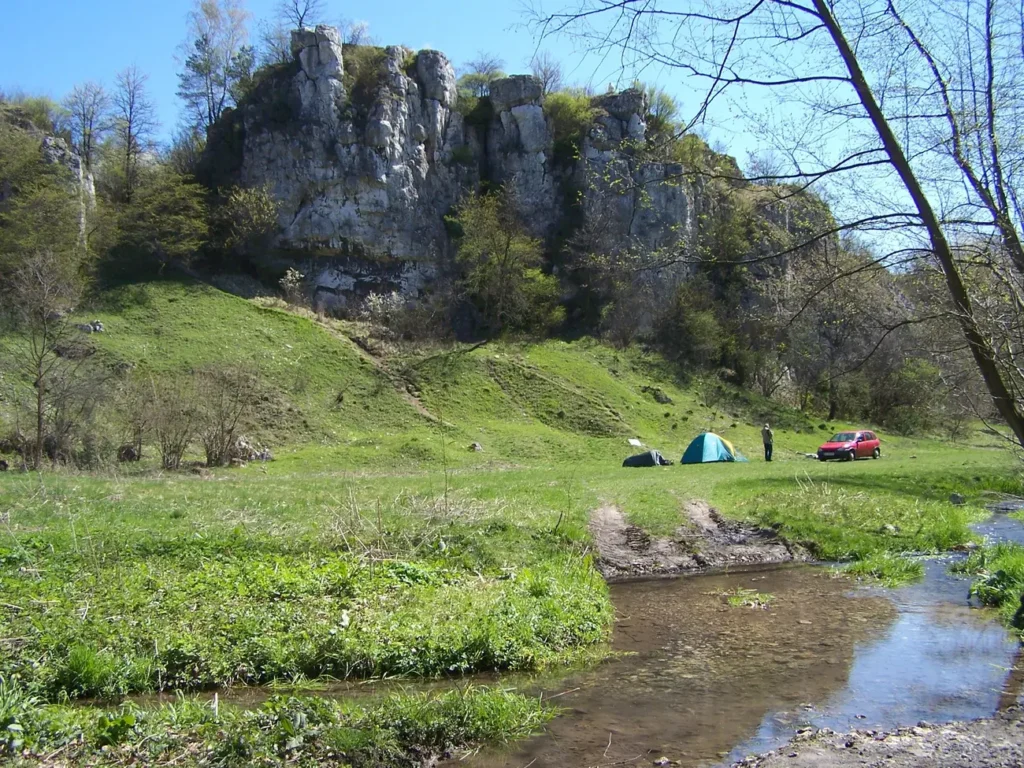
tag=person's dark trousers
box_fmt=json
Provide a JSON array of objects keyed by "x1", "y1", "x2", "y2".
[{"x1": 764, "y1": 443, "x2": 773, "y2": 462}]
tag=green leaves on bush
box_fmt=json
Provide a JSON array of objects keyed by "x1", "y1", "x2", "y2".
[{"x1": 543, "y1": 90, "x2": 596, "y2": 165}]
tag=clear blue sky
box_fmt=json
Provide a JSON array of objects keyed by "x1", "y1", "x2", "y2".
[{"x1": 0, "y1": 0, "x2": 755, "y2": 155}]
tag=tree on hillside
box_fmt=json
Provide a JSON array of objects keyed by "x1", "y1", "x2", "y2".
[
  {"x1": 534, "y1": 0, "x2": 1024, "y2": 448},
  {"x1": 177, "y1": 0, "x2": 252, "y2": 132},
  {"x1": 63, "y1": 82, "x2": 109, "y2": 172},
  {"x1": 3, "y1": 251, "x2": 86, "y2": 469},
  {"x1": 449, "y1": 189, "x2": 564, "y2": 335},
  {"x1": 278, "y1": 0, "x2": 325, "y2": 28},
  {"x1": 0, "y1": 121, "x2": 83, "y2": 276},
  {"x1": 167, "y1": 126, "x2": 207, "y2": 177},
  {"x1": 111, "y1": 66, "x2": 157, "y2": 203},
  {"x1": 111, "y1": 166, "x2": 209, "y2": 274}
]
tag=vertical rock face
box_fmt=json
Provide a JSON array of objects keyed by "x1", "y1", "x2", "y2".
[
  {"x1": 209, "y1": 26, "x2": 815, "y2": 308},
  {"x1": 41, "y1": 136, "x2": 96, "y2": 239},
  {"x1": 228, "y1": 26, "x2": 476, "y2": 305}
]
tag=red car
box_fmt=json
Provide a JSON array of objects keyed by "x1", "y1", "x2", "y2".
[{"x1": 817, "y1": 430, "x2": 881, "y2": 462}]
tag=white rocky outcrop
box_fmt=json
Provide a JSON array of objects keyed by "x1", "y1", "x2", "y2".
[{"x1": 210, "y1": 26, "x2": 720, "y2": 306}]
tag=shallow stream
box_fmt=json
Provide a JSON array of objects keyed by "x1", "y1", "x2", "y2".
[{"x1": 452, "y1": 505, "x2": 1024, "y2": 768}]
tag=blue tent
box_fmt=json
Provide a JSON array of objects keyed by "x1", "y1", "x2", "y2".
[{"x1": 681, "y1": 432, "x2": 747, "y2": 464}]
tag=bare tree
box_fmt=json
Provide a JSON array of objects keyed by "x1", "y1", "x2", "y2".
[
  {"x1": 112, "y1": 65, "x2": 157, "y2": 203},
  {"x1": 177, "y1": 0, "x2": 252, "y2": 132},
  {"x1": 341, "y1": 19, "x2": 373, "y2": 45},
  {"x1": 458, "y1": 53, "x2": 507, "y2": 98},
  {"x1": 152, "y1": 376, "x2": 198, "y2": 470},
  {"x1": 256, "y1": 19, "x2": 292, "y2": 66},
  {"x1": 278, "y1": 0, "x2": 325, "y2": 28},
  {"x1": 62, "y1": 83, "x2": 109, "y2": 172},
  {"x1": 465, "y1": 52, "x2": 505, "y2": 80},
  {"x1": 529, "y1": 51, "x2": 564, "y2": 94},
  {"x1": 4, "y1": 252, "x2": 84, "y2": 469},
  {"x1": 116, "y1": 374, "x2": 152, "y2": 462},
  {"x1": 533, "y1": 0, "x2": 1024, "y2": 448},
  {"x1": 196, "y1": 364, "x2": 259, "y2": 466}
]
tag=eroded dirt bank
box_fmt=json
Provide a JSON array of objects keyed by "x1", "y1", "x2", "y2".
[
  {"x1": 589, "y1": 501, "x2": 806, "y2": 579},
  {"x1": 733, "y1": 707, "x2": 1024, "y2": 768}
]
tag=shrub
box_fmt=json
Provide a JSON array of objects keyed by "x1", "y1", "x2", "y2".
[
  {"x1": 457, "y1": 93, "x2": 494, "y2": 129},
  {"x1": 360, "y1": 291, "x2": 406, "y2": 328},
  {"x1": 654, "y1": 279, "x2": 728, "y2": 369},
  {"x1": 449, "y1": 145, "x2": 476, "y2": 167},
  {"x1": 342, "y1": 45, "x2": 388, "y2": 127},
  {"x1": 543, "y1": 90, "x2": 596, "y2": 164},
  {"x1": 211, "y1": 184, "x2": 280, "y2": 262},
  {"x1": 279, "y1": 267, "x2": 307, "y2": 305},
  {"x1": 151, "y1": 376, "x2": 198, "y2": 470},
  {"x1": 195, "y1": 365, "x2": 260, "y2": 467}
]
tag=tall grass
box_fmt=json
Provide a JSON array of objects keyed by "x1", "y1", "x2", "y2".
[
  {"x1": 955, "y1": 543, "x2": 1024, "y2": 630},
  {"x1": 6, "y1": 687, "x2": 553, "y2": 766}
]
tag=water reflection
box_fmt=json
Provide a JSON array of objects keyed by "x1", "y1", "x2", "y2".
[
  {"x1": 460, "y1": 566, "x2": 895, "y2": 767},
  {"x1": 459, "y1": 557, "x2": 1022, "y2": 768},
  {"x1": 725, "y1": 559, "x2": 1020, "y2": 763}
]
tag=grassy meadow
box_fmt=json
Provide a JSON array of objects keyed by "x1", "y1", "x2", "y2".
[{"x1": 1, "y1": 279, "x2": 1021, "y2": 764}]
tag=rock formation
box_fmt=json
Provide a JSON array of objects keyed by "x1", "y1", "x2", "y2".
[{"x1": 203, "y1": 24, "x2": 824, "y2": 308}]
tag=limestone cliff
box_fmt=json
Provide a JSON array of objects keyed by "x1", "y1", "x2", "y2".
[{"x1": 203, "y1": 25, "x2": 822, "y2": 308}]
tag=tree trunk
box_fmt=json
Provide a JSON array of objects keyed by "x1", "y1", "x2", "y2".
[
  {"x1": 35, "y1": 369, "x2": 45, "y2": 471},
  {"x1": 813, "y1": 0, "x2": 1024, "y2": 449}
]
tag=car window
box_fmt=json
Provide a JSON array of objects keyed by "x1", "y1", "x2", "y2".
[{"x1": 830, "y1": 432, "x2": 856, "y2": 441}]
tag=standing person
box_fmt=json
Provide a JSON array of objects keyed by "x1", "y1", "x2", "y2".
[{"x1": 761, "y1": 423, "x2": 774, "y2": 462}]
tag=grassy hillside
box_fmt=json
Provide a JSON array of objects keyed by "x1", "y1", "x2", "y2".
[
  {"x1": 1, "y1": 278, "x2": 1021, "y2": 764},
  {"x1": 6, "y1": 277, "x2": 995, "y2": 470}
]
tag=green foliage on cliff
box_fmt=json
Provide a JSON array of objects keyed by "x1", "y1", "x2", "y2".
[
  {"x1": 342, "y1": 44, "x2": 388, "y2": 126},
  {"x1": 543, "y1": 89, "x2": 597, "y2": 165},
  {"x1": 0, "y1": 119, "x2": 83, "y2": 276}
]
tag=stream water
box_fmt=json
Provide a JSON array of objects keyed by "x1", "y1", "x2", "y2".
[{"x1": 452, "y1": 505, "x2": 1024, "y2": 768}]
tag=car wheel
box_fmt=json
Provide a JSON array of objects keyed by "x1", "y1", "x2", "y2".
[
  {"x1": 819, "y1": 455, "x2": 827, "y2": 462},
  {"x1": 845, "y1": 450, "x2": 855, "y2": 461},
  {"x1": 873, "y1": 447, "x2": 880, "y2": 459}
]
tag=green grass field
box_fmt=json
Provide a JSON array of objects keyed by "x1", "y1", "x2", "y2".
[{"x1": 1, "y1": 279, "x2": 1021, "y2": 764}]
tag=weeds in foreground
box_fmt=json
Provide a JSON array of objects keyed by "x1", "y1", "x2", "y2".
[
  {"x1": 954, "y1": 543, "x2": 1024, "y2": 630},
  {"x1": 841, "y1": 552, "x2": 925, "y2": 587},
  {"x1": 2, "y1": 686, "x2": 553, "y2": 766}
]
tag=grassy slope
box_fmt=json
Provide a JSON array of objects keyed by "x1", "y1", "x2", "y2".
[{"x1": 1, "y1": 279, "x2": 1021, "y2": 762}]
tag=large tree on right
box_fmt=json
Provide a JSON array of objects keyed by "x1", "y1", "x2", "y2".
[{"x1": 536, "y1": 0, "x2": 1024, "y2": 445}]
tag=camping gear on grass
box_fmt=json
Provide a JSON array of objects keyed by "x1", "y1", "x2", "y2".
[
  {"x1": 622, "y1": 450, "x2": 673, "y2": 467},
  {"x1": 680, "y1": 432, "x2": 747, "y2": 464}
]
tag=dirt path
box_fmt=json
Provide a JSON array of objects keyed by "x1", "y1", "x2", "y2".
[
  {"x1": 589, "y1": 501, "x2": 804, "y2": 579},
  {"x1": 732, "y1": 708, "x2": 1024, "y2": 768}
]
